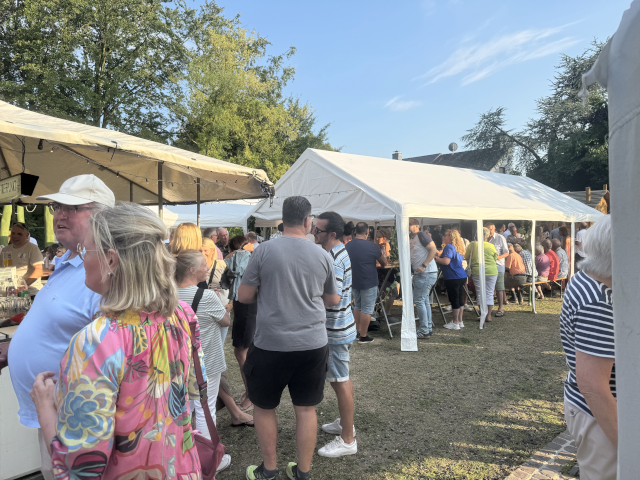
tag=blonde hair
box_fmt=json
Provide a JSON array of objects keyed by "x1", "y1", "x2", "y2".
[
  {"x1": 91, "y1": 202, "x2": 177, "y2": 316},
  {"x1": 483, "y1": 227, "x2": 491, "y2": 241},
  {"x1": 175, "y1": 249, "x2": 206, "y2": 284},
  {"x1": 445, "y1": 229, "x2": 465, "y2": 255},
  {"x1": 170, "y1": 222, "x2": 202, "y2": 255},
  {"x1": 201, "y1": 237, "x2": 217, "y2": 267}
]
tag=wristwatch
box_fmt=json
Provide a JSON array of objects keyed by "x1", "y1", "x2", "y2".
[{"x1": 421, "y1": 263, "x2": 427, "y2": 269}]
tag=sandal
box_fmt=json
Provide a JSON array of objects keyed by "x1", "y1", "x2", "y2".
[
  {"x1": 231, "y1": 420, "x2": 255, "y2": 428},
  {"x1": 495, "y1": 311, "x2": 505, "y2": 317}
]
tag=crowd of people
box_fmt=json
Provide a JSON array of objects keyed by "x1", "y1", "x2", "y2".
[{"x1": 4, "y1": 172, "x2": 606, "y2": 479}]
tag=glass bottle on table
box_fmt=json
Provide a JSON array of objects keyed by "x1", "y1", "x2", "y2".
[
  {"x1": 5, "y1": 278, "x2": 16, "y2": 297},
  {"x1": 16, "y1": 277, "x2": 28, "y2": 297}
]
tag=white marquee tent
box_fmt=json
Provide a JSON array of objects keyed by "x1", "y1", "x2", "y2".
[
  {"x1": 249, "y1": 148, "x2": 604, "y2": 351},
  {"x1": 162, "y1": 200, "x2": 260, "y2": 230},
  {"x1": 581, "y1": 1, "x2": 640, "y2": 475}
]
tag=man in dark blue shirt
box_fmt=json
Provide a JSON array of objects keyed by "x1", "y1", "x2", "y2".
[{"x1": 345, "y1": 222, "x2": 387, "y2": 343}]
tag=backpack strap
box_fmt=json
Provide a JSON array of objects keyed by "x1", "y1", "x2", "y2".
[{"x1": 191, "y1": 287, "x2": 205, "y2": 313}]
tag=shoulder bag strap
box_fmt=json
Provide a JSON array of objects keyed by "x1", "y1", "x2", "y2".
[
  {"x1": 191, "y1": 287, "x2": 205, "y2": 313},
  {"x1": 208, "y1": 261, "x2": 217, "y2": 286}
]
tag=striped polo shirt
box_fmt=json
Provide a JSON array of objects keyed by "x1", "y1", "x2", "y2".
[
  {"x1": 560, "y1": 270, "x2": 615, "y2": 416},
  {"x1": 325, "y1": 244, "x2": 357, "y2": 345}
]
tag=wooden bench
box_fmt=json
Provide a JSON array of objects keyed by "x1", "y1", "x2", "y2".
[{"x1": 521, "y1": 277, "x2": 568, "y2": 300}]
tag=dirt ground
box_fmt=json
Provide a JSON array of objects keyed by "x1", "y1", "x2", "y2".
[{"x1": 216, "y1": 294, "x2": 568, "y2": 480}]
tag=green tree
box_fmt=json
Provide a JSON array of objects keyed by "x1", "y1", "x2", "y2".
[
  {"x1": 462, "y1": 41, "x2": 608, "y2": 191},
  {"x1": 0, "y1": 0, "x2": 200, "y2": 141},
  {"x1": 174, "y1": 11, "x2": 337, "y2": 182}
]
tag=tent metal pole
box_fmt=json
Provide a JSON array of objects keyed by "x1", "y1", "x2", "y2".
[
  {"x1": 570, "y1": 222, "x2": 575, "y2": 278},
  {"x1": 158, "y1": 162, "x2": 163, "y2": 220},
  {"x1": 530, "y1": 220, "x2": 537, "y2": 314},
  {"x1": 129, "y1": 182, "x2": 133, "y2": 202},
  {"x1": 197, "y1": 179, "x2": 201, "y2": 227}
]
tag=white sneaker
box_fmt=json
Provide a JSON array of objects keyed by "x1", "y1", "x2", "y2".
[
  {"x1": 459, "y1": 322, "x2": 465, "y2": 328},
  {"x1": 216, "y1": 454, "x2": 231, "y2": 472},
  {"x1": 321, "y1": 418, "x2": 356, "y2": 437},
  {"x1": 464, "y1": 306, "x2": 475, "y2": 312},
  {"x1": 443, "y1": 322, "x2": 460, "y2": 330},
  {"x1": 443, "y1": 305, "x2": 452, "y2": 311},
  {"x1": 318, "y1": 436, "x2": 358, "y2": 458}
]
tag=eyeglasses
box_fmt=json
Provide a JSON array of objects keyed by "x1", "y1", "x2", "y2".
[
  {"x1": 76, "y1": 243, "x2": 98, "y2": 261},
  {"x1": 314, "y1": 227, "x2": 328, "y2": 235},
  {"x1": 48, "y1": 203, "x2": 94, "y2": 216}
]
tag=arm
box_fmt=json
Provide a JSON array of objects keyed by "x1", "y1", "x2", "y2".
[
  {"x1": 238, "y1": 284, "x2": 257, "y2": 304},
  {"x1": 322, "y1": 293, "x2": 341, "y2": 306},
  {"x1": 435, "y1": 256, "x2": 451, "y2": 265},
  {"x1": 24, "y1": 263, "x2": 43, "y2": 285},
  {"x1": 575, "y1": 350, "x2": 618, "y2": 447},
  {"x1": 377, "y1": 254, "x2": 388, "y2": 267},
  {"x1": 424, "y1": 241, "x2": 437, "y2": 266},
  {"x1": 496, "y1": 252, "x2": 509, "y2": 261},
  {"x1": 218, "y1": 311, "x2": 230, "y2": 328}
]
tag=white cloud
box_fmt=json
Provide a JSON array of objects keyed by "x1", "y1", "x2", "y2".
[
  {"x1": 384, "y1": 96, "x2": 422, "y2": 112},
  {"x1": 417, "y1": 24, "x2": 581, "y2": 86}
]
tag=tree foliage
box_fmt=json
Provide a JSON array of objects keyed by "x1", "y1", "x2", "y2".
[
  {"x1": 173, "y1": 11, "x2": 336, "y2": 181},
  {"x1": 0, "y1": 0, "x2": 336, "y2": 174},
  {"x1": 462, "y1": 41, "x2": 608, "y2": 191}
]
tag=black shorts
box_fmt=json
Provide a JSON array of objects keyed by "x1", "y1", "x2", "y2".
[
  {"x1": 444, "y1": 278, "x2": 467, "y2": 309},
  {"x1": 243, "y1": 344, "x2": 329, "y2": 409},
  {"x1": 231, "y1": 300, "x2": 257, "y2": 349}
]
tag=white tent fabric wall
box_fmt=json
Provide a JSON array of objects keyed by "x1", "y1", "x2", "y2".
[
  {"x1": 249, "y1": 148, "x2": 604, "y2": 352},
  {"x1": 582, "y1": 1, "x2": 640, "y2": 476},
  {"x1": 162, "y1": 200, "x2": 261, "y2": 229}
]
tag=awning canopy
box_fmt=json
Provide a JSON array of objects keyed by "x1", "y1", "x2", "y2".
[
  {"x1": 163, "y1": 200, "x2": 260, "y2": 229},
  {"x1": 250, "y1": 148, "x2": 605, "y2": 224},
  {"x1": 0, "y1": 101, "x2": 273, "y2": 204}
]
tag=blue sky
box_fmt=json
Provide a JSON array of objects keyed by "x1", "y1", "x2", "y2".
[{"x1": 205, "y1": 0, "x2": 630, "y2": 159}]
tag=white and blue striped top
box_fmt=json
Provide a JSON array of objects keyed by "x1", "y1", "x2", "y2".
[
  {"x1": 560, "y1": 270, "x2": 615, "y2": 417},
  {"x1": 325, "y1": 244, "x2": 357, "y2": 345}
]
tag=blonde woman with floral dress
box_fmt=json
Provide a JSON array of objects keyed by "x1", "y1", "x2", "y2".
[{"x1": 30, "y1": 203, "x2": 207, "y2": 479}]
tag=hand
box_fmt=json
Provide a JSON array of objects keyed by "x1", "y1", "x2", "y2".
[
  {"x1": 30, "y1": 372, "x2": 57, "y2": 413},
  {"x1": 415, "y1": 265, "x2": 426, "y2": 274},
  {"x1": 225, "y1": 303, "x2": 233, "y2": 313}
]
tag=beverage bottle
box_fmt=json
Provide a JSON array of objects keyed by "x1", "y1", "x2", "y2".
[{"x1": 6, "y1": 278, "x2": 17, "y2": 297}]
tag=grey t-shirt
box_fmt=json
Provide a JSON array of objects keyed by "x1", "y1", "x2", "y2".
[{"x1": 241, "y1": 235, "x2": 338, "y2": 352}]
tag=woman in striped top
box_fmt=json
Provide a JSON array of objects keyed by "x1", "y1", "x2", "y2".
[{"x1": 560, "y1": 215, "x2": 615, "y2": 480}]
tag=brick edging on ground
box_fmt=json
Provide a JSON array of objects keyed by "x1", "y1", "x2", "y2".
[{"x1": 505, "y1": 430, "x2": 578, "y2": 480}]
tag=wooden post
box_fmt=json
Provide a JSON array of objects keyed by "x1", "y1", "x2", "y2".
[
  {"x1": 158, "y1": 162, "x2": 163, "y2": 220},
  {"x1": 197, "y1": 178, "x2": 201, "y2": 227},
  {"x1": 603, "y1": 183, "x2": 608, "y2": 191},
  {"x1": 586, "y1": 187, "x2": 591, "y2": 203},
  {"x1": 44, "y1": 205, "x2": 55, "y2": 246},
  {"x1": 0, "y1": 205, "x2": 11, "y2": 246}
]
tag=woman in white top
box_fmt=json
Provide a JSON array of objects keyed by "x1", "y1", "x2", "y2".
[{"x1": 175, "y1": 250, "x2": 230, "y2": 434}]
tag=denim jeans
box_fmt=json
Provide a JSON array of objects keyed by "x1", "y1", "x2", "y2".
[{"x1": 413, "y1": 271, "x2": 438, "y2": 335}]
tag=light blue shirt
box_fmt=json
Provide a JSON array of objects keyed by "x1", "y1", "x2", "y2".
[{"x1": 8, "y1": 250, "x2": 101, "y2": 428}]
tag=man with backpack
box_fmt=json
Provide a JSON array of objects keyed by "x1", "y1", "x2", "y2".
[{"x1": 409, "y1": 218, "x2": 438, "y2": 339}]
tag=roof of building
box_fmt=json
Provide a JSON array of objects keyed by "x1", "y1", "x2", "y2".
[
  {"x1": 403, "y1": 149, "x2": 504, "y2": 171},
  {"x1": 562, "y1": 190, "x2": 609, "y2": 213}
]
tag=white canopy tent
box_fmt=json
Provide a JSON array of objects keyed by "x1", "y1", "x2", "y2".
[
  {"x1": 249, "y1": 148, "x2": 604, "y2": 351},
  {"x1": 581, "y1": 1, "x2": 639, "y2": 475},
  {"x1": 163, "y1": 200, "x2": 260, "y2": 230},
  {"x1": 0, "y1": 101, "x2": 273, "y2": 205}
]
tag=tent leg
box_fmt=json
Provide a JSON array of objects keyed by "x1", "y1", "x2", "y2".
[
  {"x1": 570, "y1": 222, "x2": 576, "y2": 278},
  {"x1": 130, "y1": 182, "x2": 134, "y2": 202},
  {"x1": 530, "y1": 220, "x2": 537, "y2": 314},
  {"x1": 158, "y1": 163, "x2": 163, "y2": 220},
  {"x1": 196, "y1": 179, "x2": 201, "y2": 227},
  {"x1": 476, "y1": 220, "x2": 487, "y2": 329}
]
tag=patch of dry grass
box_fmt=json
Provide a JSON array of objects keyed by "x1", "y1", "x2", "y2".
[{"x1": 217, "y1": 295, "x2": 568, "y2": 479}]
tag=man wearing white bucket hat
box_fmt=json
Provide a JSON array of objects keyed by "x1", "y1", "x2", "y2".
[{"x1": 8, "y1": 174, "x2": 115, "y2": 480}]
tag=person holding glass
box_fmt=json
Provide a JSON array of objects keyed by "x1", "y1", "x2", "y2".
[{"x1": 465, "y1": 227, "x2": 498, "y2": 323}]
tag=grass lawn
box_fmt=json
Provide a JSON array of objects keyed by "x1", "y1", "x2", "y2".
[{"x1": 217, "y1": 295, "x2": 568, "y2": 480}]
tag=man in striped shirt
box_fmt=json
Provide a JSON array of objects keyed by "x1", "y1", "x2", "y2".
[
  {"x1": 314, "y1": 211, "x2": 358, "y2": 458},
  {"x1": 560, "y1": 216, "x2": 616, "y2": 480},
  {"x1": 515, "y1": 243, "x2": 533, "y2": 282}
]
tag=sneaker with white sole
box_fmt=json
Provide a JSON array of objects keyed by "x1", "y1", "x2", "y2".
[
  {"x1": 217, "y1": 454, "x2": 231, "y2": 473},
  {"x1": 459, "y1": 322, "x2": 465, "y2": 328},
  {"x1": 318, "y1": 435, "x2": 358, "y2": 458},
  {"x1": 464, "y1": 306, "x2": 475, "y2": 312},
  {"x1": 443, "y1": 322, "x2": 460, "y2": 330},
  {"x1": 443, "y1": 305, "x2": 452, "y2": 311},
  {"x1": 321, "y1": 418, "x2": 356, "y2": 437}
]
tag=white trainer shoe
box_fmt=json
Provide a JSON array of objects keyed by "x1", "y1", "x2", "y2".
[
  {"x1": 464, "y1": 305, "x2": 475, "y2": 312},
  {"x1": 318, "y1": 436, "x2": 358, "y2": 458},
  {"x1": 216, "y1": 454, "x2": 231, "y2": 472},
  {"x1": 443, "y1": 305, "x2": 452, "y2": 311},
  {"x1": 459, "y1": 322, "x2": 465, "y2": 328},
  {"x1": 321, "y1": 418, "x2": 356, "y2": 437},
  {"x1": 443, "y1": 322, "x2": 461, "y2": 330}
]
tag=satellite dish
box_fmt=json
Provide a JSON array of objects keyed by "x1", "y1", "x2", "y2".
[{"x1": 448, "y1": 142, "x2": 458, "y2": 153}]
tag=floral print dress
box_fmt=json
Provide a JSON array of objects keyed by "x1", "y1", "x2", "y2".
[{"x1": 50, "y1": 301, "x2": 206, "y2": 480}]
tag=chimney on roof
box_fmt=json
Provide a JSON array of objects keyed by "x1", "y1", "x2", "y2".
[{"x1": 392, "y1": 150, "x2": 402, "y2": 161}]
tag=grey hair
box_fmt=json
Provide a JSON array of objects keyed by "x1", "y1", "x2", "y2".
[
  {"x1": 90, "y1": 202, "x2": 177, "y2": 316},
  {"x1": 246, "y1": 231, "x2": 258, "y2": 241},
  {"x1": 175, "y1": 249, "x2": 206, "y2": 284},
  {"x1": 282, "y1": 196, "x2": 311, "y2": 227},
  {"x1": 551, "y1": 238, "x2": 562, "y2": 249},
  {"x1": 580, "y1": 215, "x2": 612, "y2": 278},
  {"x1": 514, "y1": 243, "x2": 523, "y2": 252},
  {"x1": 216, "y1": 227, "x2": 228, "y2": 235},
  {"x1": 535, "y1": 244, "x2": 544, "y2": 256},
  {"x1": 482, "y1": 227, "x2": 491, "y2": 241},
  {"x1": 202, "y1": 227, "x2": 217, "y2": 238},
  {"x1": 542, "y1": 239, "x2": 552, "y2": 251}
]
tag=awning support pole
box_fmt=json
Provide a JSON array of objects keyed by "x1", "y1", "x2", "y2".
[
  {"x1": 158, "y1": 162, "x2": 163, "y2": 220},
  {"x1": 129, "y1": 181, "x2": 133, "y2": 202},
  {"x1": 197, "y1": 179, "x2": 201, "y2": 227},
  {"x1": 570, "y1": 222, "x2": 575, "y2": 278},
  {"x1": 530, "y1": 220, "x2": 537, "y2": 314}
]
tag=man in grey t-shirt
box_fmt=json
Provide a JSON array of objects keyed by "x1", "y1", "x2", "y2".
[{"x1": 239, "y1": 196, "x2": 340, "y2": 480}]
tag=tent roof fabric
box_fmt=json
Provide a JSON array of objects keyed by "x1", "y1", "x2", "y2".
[
  {"x1": 163, "y1": 200, "x2": 260, "y2": 228},
  {"x1": 250, "y1": 148, "x2": 604, "y2": 223},
  {"x1": 0, "y1": 101, "x2": 273, "y2": 204}
]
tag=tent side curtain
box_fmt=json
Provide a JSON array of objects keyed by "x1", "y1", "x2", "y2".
[{"x1": 0, "y1": 101, "x2": 273, "y2": 204}]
